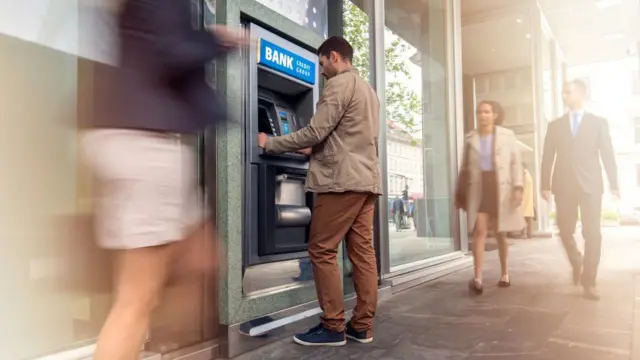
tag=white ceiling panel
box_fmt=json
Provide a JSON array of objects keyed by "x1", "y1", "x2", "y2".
[
  {"x1": 462, "y1": 0, "x2": 639, "y2": 66},
  {"x1": 538, "y1": 0, "x2": 638, "y2": 64},
  {"x1": 462, "y1": 15, "x2": 533, "y2": 74}
]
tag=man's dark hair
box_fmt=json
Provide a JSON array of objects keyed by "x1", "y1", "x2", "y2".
[
  {"x1": 567, "y1": 79, "x2": 588, "y2": 94},
  {"x1": 317, "y1": 36, "x2": 354, "y2": 62}
]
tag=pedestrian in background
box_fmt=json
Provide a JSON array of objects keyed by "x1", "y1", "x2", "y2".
[
  {"x1": 521, "y1": 164, "x2": 535, "y2": 239},
  {"x1": 455, "y1": 100, "x2": 524, "y2": 295},
  {"x1": 540, "y1": 79, "x2": 618, "y2": 301}
]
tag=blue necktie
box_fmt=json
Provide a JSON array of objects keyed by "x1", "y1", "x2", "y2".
[{"x1": 571, "y1": 113, "x2": 580, "y2": 136}]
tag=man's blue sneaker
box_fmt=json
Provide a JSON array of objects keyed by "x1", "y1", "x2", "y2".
[
  {"x1": 346, "y1": 322, "x2": 373, "y2": 344},
  {"x1": 293, "y1": 323, "x2": 346, "y2": 347}
]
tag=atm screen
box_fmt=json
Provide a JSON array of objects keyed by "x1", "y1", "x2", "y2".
[
  {"x1": 258, "y1": 106, "x2": 275, "y2": 135},
  {"x1": 279, "y1": 111, "x2": 290, "y2": 135}
]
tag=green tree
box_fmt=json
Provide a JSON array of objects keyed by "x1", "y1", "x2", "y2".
[{"x1": 342, "y1": 1, "x2": 422, "y2": 133}]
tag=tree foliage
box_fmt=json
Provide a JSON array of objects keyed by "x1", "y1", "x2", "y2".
[{"x1": 342, "y1": 1, "x2": 422, "y2": 133}]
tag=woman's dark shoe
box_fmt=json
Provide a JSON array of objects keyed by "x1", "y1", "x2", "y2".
[
  {"x1": 583, "y1": 287, "x2": 600, "y2": 301},
  {"x1": 468, "y1": 279, "x2": 483, "y2": 295}
]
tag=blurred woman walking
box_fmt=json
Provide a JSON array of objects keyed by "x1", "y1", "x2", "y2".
[
  {"x1": 455, "y1": 100, "x2": 524, "y2": 295},
  {"x1": 79, "y1": 1, "x2": 247, "y2": 359}
]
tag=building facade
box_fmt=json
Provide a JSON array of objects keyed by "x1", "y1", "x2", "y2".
[{"x1": 0, "y1": 0, "x2": 581, "y2": 359}]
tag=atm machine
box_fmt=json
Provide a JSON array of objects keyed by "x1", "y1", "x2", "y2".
[{"x1": 242, "y1": 23, "x2": 320, "y2": 267}]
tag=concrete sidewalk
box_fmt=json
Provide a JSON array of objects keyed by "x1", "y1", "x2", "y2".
[{"x1": 233, "y1": 227, "x2": 640, "y2": 360}]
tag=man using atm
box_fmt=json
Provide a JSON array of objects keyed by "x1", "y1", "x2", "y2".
[{"x1": 257, "y1": 36, "x2": 382, "y2": 347}]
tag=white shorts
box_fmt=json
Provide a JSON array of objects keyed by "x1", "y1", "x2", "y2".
[{"x1": 80, "y1": 129, "x2": 202, "y2": 249}]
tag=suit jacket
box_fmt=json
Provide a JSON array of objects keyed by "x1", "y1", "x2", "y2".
[
  {"x1": 540, "y1": 112, "x2": 618, "y2": 195},
  {"x1": 88, "y1": 0, "x2": 232, "y2": 133},
  {"x1": 460, "y1": 126, "x2": 524, "y2": 232}
]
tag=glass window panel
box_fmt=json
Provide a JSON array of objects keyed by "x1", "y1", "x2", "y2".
[
  {"x1": 489, "y1": 75, "x2": 503, "y2": 92},
  {"x1": 0, "y1": 1, "x2": 211, "y2": 356},
  {"x1": 0, "y1": 6, "x2": 115, "y2": 358},
  {"x1": 255, "y1": 0, "x2": 328, "y2": 37},
  {"x1": 541, "y1": 31, "x2": 554, "y2": 121},
  {"x1": 632, "y1": 71, "x2": 640, "y2": 94},
  {"x1": 342, "y1": 0, "x2": 374, "y2": 296},
  {"x1": 384, "y1": 0, "x2": 455, "y2": 268}
]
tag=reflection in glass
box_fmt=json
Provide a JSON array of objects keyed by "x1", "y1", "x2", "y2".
[
  {"x1": 541, "y1": 31, "x2": 554, "y2": 121},
  {"x1": 384, "y1": 0, "x2": 456, "y2": 268},
  {"x1": 344, "y1": 0, "x2": 371, "y2": 83},
  {"x1": 0, "y1": 31, "x2": 113, "y2": 359},
  {"x1": 254, "y1": 0, "x2": 328, "y2": 37},
  {"x1": 342, "y1": 0, "x2": 373, "y2": 296},
  {"x1": 243, "y1": 259, "x2": 314, "y2": 295}
]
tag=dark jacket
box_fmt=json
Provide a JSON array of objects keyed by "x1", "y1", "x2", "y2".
[
  {"x1": 392, "y1": 199, "x2": 405, "y2": 214},
  {"x1": 540, "y1": 112, "x2": 618, "y2": 195},
  {"x1": 89, "y1": 0, "x2": 231, "y2": 133}
]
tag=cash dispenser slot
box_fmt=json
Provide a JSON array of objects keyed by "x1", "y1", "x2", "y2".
[
  {"x1": 275, "y1": 174, "x2": 311, "y2": 227},
  {"x1": 257, "y1": 165, "x2": 313, "y2": 256}
]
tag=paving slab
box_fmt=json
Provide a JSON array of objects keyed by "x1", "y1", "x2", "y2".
[{"x1": 232, "y1": 227, "x2": 640, "y2": 360}]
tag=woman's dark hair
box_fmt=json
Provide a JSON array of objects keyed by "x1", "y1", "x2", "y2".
[{"x1": 477, "y1": 100, "x2": 505, "y2": 126}]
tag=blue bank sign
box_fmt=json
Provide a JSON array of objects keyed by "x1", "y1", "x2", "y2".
[{"x1": 258, "y1": 39, "x2": 316, "y2": 85}]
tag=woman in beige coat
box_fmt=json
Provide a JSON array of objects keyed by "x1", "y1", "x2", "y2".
[{"x1": 456, "y1": 101, "x2": 524, "y2": 295}]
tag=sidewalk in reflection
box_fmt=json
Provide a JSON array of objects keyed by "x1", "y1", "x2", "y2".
[{"x1": 243, "y1": 230, "x2": 457, "y2": 295}]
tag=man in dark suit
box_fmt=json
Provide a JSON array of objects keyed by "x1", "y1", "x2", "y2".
[{"x1": 540, "y1": 79, "x2": 618, "y2": 301}]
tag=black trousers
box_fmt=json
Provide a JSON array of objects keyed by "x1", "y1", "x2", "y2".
[{"x1": 555, "y1": 190, "x2": 602, "y2": 288}]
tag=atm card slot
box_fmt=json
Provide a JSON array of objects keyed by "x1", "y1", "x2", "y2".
[{"x1": 259, "y1": 150, "x2": 309, "y2": 161}]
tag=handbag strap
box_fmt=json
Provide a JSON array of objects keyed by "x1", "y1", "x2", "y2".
[{"x1": 461, "y1": 140, "x2": 470, "y2": 173}]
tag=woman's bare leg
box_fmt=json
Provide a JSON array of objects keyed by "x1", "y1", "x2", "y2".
[
  {"x1": 496, "y1": 232, "x2": 509, "y2": 282},
  {"x1": 170, "y1": 217, "x2": 218, "y2": 282},
  {"x1": 526, "y1": 217, "x2": 534, "y2": 239},
  {"x1": 94, "y1": 244, "x2": 175, "y2": 360},
  {"x1": 473, "y1": 213, "x2": 490, "y2": 283}
]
